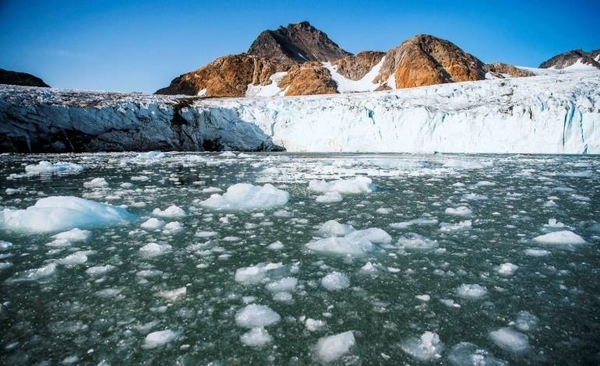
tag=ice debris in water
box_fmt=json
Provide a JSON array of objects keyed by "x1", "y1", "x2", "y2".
[
  {"x1": 314, "y1": 331, "x2": 356, "y2": 363},
  {"x1": 9, "y1": 263, "x2": 57, "y2": 282},
  {"x1": 56, "y1": 251, "x2": 89, "y2": 266},
  {"x1": 321, "y1": 272, "x2": 350, "y2": 291},
  {"x1": 497, "y1": 262, "x2": 519, "y2": 275},
  {"x1": 152, "y1": 205, "x2": 186, "y2": 218},
  {"x1": 308, "y1": 221, "x2": 390, "y2": 256},
  {"x1": 24, "y1": 161, "x2": 84, "y2": 175},
  {"x1": 532, "y1": 230, "x2": 586, "y2": 245},
  {"x1": 524, "y1": 248, "x2": 551, "y2": 257},
  {"x1": 397, "y1": 233, "x2": 438, "y2": 250},
  {"x1": 139, "y1": 242, "x2": 172, "y2": 257},
  {"x1": 318, "y1": 220, "x2": 355, "y2": 237},
  {"x1": 240, "y1": 327, "x2": 273, "y2": 347},
  {"x1": 235, "y1": 263, "x2": 285, "y2": 285},
  {"x1": 400, "y1": 331, "x2": 444, "y2": 361},
  {"x1": 447, "y1": 342, "x2": 507, "y2": 366},
  {"x1": 316, "y1": 191, "x2": 343, "y2": 203},
  {"x1": 456, "y1": 284, "x2": 488, "y2": 299},
  {"x1": 86, "y1": 265, "x2": 116, "y2": 276},
  {"x1": 265, "y1": 277, "x2": 298, "y2": 293},
  {"x1": 140, "y1": 218, "x2": 165, "y2": 230},
  {"x1": 83, "y1": 177, "x2": 108, "y2": 188},
  {"x1": 52, "y1": 228, "x2": 92, "y2": 242},
  {"x1": 511, "y1": 311, "x2": 539, "y2": 332},
  {"x1": 445, "y1": 206, "x2": 473, "y2": 217},
  {"x1": 489, "y1": 327, "x2": 529, "y2": 352},
  {"x1": 439, "y1": 220, "x2": 472, "y2": 232},
  {"x1": 544, "y1": 218, "x2": 566, "y2": 228},
  {"x1": 199, "y1": 183, "x2": 289, "y2": 211},
  {"x1": 235, "y1": 304, "x2": 281, "y2": 328},
  {"x1": 0, "y1": 196, "x2": 132, "y2": 233},
  {"x1": 156, "y1": 287, "x2": 187, "y2": 301},
  {"x1": 305, "y1": 318, "x2": 327, "y2": 332},
  {"x1": 143, "y1": 329, "x2": 180, "y2": 349},
  {"x1": 309, "y1": 176, "x2": 373, "y2": 194}
]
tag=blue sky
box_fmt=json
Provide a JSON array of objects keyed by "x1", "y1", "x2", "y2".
[{"x1": 1, "y1": 0, "x2": 598, "y2": 93}]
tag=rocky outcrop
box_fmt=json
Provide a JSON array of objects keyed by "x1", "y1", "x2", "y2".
[
  {"x1": 483, "y1": 63, "x2": 535, "y2": 78},
  {"x1": 0, "y1": 68, "x2": 50, "y2": 87},
  {"x1": 156, "y1": 54, "x2": 286, "y2": 97},
  {"x1": 539, "y1": 49, "x2": 600, "y2": 70},
  {"x1": 279, "y1": 62, "x2": 338, "y2": 96},
  {"x1": 331, "y1": 51, "x2": 386, "y2": 80},
  {"x1": 376, "y1": 34, "x2": 485, "y2": 89},
  {"x1": 248, "y1": 21, "x2": 351, "y2": 66},
  {"x1": 0, "y1": 85, "x2": 283, "y2": 153}
]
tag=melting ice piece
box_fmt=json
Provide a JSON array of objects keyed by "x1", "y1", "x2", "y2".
[
  {"x1": 532, "y1": 230, "x2": 586, "y2": 245},
  {"x1": 439, "y1": 220, "x2": 472, "y2": 232},
  {"x1": 235, "y1": 304, "x2": 281, "y2": 328},
  {"x1": 240, "y1": 327, "x2": 272, "y2": 347},
  {"x1": 155, "y1": 287, "x2": 187, "y2": 301},
  {"x1": 321, "y1": 271, "x2": 350, "y2": 291},
  {"x1": 524, "y1": 248, "x2": 551, "y2": 257},
  {"x1": 139, "y1": 243, "x2": 172, "y2": 257},
  {"x1": 445, "y1": 206, "x2": 473, "y2": 217},
  {"x1": 314, "y1": 331, "x2": 356, "y2": 363},
  {"x1": 316, "y1": 191, "x2": 343, "y2": 203},
  {"x1": 143, "y1": 329, "x2": 180, "y2": 349},
  {"x1": 56, "y1": 251, "x2": 89, "y2": 266},
  {"x1": 199, "y1": 183, "x2": 289, "y2": 211},
  {"x1": 141, "y1": 218, "x2": 165, "y2": 230},
  {"x1": 456, "y1": 284, "x2": 488, "y2": 299},
  {"x1": 52, "y1": 228, "x2": 92, "y2": 242},
  {"x1": 83, "y1": 178, "x2": 108, "y2": 188},
  {"x1": 24, "y1": 161, "x2": 84, "y2": 175},
  {"x1": 489, "y1": 327, "x2": 529, "y2": 352},
  {"x1": 397, "y1": 233, "x2": 438, "y2": 250},
  {"x1": 8, "y1": 263, "x2": 57, "y2": 282},
  {"x1": 346, "y1": 228, "x2": 392, "y2": 244},
  {"x1": 399, "y1": 331, "x2": 444, "y2": 361},
  {"x1": 235, "y1": 263, "x2": 285, "y2": 285},
  {"x1": 306, "y1": 237, "x2": 373, "y2": 256},
  {"x1": 0, "y1": 196, "x2": 132, "y2": 234},
  {"x1": 305, "y1": 318, "x2": 327, "y2": 332},
  {"x1": 265, "y1": 277, "x2": 298, "y2": 293},
  {"x1": 318, "y1": 220, "x2": 355, "y2": 237},
  {"x1": 511, "y1": 311, "x2": 539, "y2": 332},
  {"x1": 497, "y1": 263, "x2": 519, "y2": 275},
  {"x1": 309, "y1": 176, "x2": 373, "y2": 194},
  {"x1": 86, "y1": 265, "x2": 116, "y2": 276},
  {"x1": 152, "y1": 205, "x2": 186, "y2": 218},
  {"x1": 447, "y1": 342, "x2": 507, "y2": 366}
]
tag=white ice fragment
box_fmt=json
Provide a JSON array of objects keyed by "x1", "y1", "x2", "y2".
[
  {"x1": 156, "y1": 287, "x2": 187, "y2": 301},
  {"x1": 512, "y1": 311, "x2": 539, "y2": 332},
  {"x1": 316, "y1": 191, "x2": 343, "y2": 203},
  {"x1": 456, "y1": 284, "x2": 488, "y2": 299},
  {"x1": 360, "y1": 262, "x2": 378, "y2": 273},
  {"x1": 305, "y1": 318, "x2": 327, "y2": 332},
  {"x1": 447, "y1": 342, "x2": 507, "y2": 366},
  {"x1": 62, "y1": 355, "x2": 80, "y2": 365},
  {"x1": 315, "y1": 331, "x2": 355, "y2": 363},
  {"x1": 265, "y1": 277, "x2": 298, "y2": 293},
  {"x1": 83, "y1": 178, "x2": 108, "y2": 188},
  {"x1": 235, "y1": 304, "x2": 281, "y2": 328},
  {"x1": 235, "y1": 263, "x2": 285, "y2": 285},
  {"x1": 240, "y1": 327, "x2": 272, "y2": 347},
  {"x1": 306, "y1": 237, "x2": 373, "y2": 256},
  {"x1": 25, "y1": 161, "x2": 84, "y2": 175},
  {"x1": 416, "y1": 294, "x2": 431, "y2": 302},
  {"x1": 321, "y1": 272, "x2": 350, "y2": 291},
  {"x1": 195, "y1": 230, "x2": 218, "y2": 238},
  {"x1": 52, "y1": 228, "x2": 92, "y2": 242},
  {"x1": 497, "y1": 263, "x2": 519, "y2": 275},
  {"x1": 139, "y1": 243, "x2": 172, "y2": 257},
  {"x1": 162, "y1": 221, "x2": 184, "y2": 235},
  {"x1": 444, "y1": 206, "x2": 473, "y2": 217},
  {"x1": 532, "y1": 230, "x2": 586, "y2": 245},
  {"x1": 318, "y1": 220, "x2": 355, "y2": 237},
  {"x1": 440, "y1": 299, "x2": 461, "y2": 308},
  {"x1": 400, "y1": 331, "x2": 444, "y2": 361},
  {"x1": 143, "y1": 329, "x2": 180, "y2": 349},
  {"x1": 152, "y1": 205, "x2": 186, "y2": 218},
  {"x1": 141, "y1": 218, "x2": 165, "y2": 230},
  {"x1": 56, "y1": 252, "x2": 88, "y2": 266},
  {"x1": 346, "y1": 228, "x2": 392, "y2": 244},
  {"x1": 199, "y1": 183, "x2": 289, "y2": 211},
  {"x1": 489, "y1": 327, "x2": 529, "y2": 352},
  {"x1": 0, "y1": 196, "x2": 132, "y2": 233},
  {"x1": 273, "y1": 291, "x2": 293, "y2": 302},
  {"x1": 524, "y1": 248, "x2": 551, "y2": 257},
  {"x1": 95, "y1": 288, "x2": 122, "y2": 298},
  {"x1": 136, "y1": 151, "x2": 166, "y2": 159},
  {"x1": 397, "y1": 233, "x2": 438, "y2": 250},
  {"x1": 267, "y1": 241, "x2": 284, "y2": 250},
  {"x1": 0, "y1": 241, "x2": 13, "y2": 250},
  {"x1": 309, "y1": 176, "x2": 372, "y2": 194},
  {"x1": 85, "y1": 265, "x2": 116, "y2": 276},
  {"x1": 544, "y1": 218, "x2": 565, "y2": 228},
  {"x1": 439, "y1": 220, "x2": 472, "y2": 232},
  {"x1": 0, "y1": 262, "x2": 13, "y2": 270}
]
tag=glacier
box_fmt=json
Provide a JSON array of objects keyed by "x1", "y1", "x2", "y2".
[{"x1": 1, "y1": 69, "x2": 599, "y2": 153}]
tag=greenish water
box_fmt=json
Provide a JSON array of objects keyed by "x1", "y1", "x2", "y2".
[{"x1": 0, "y1": 152, "x2": 599, "y2": 365}]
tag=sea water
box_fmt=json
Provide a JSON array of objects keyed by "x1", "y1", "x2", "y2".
[{"x1": 0, "y1": 152, "x2": 599, "y2": 365}]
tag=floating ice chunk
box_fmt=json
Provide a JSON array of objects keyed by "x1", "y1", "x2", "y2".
[
  {"x1": 443, "y1": 160, "x2": 490, "y2": 169},
  {"x1": 83, "y1": 178, "x2": 108, "y2": 188},
  {"x1": 0, "y1": 262, "x2": 13, "y2": 270},
  {"x1": 440, "y1": 299, "x2": 461, "y2": 308},
  {"x1": 0, "y1": 196, "x2": 132, "y2": 233},
  {"x1": 85, "y1": 265, "x2": 116, "y2": 276},
  {"x1": 532, "y1": 230, "x2": 586, "y2": 245},
  {"x1": 141, "y1": 218, "x2": 165, "y2": 230},
  {"x1": 400, "y1": 331, "x2": 444, "y2": 361},
  {"x1": 240, "y1": 327, "x2": 272, "y2": 347},
  {"x1": 416, "y1": 294, "x2": 431, "y2": 302},
  {"x1": 62, "y1": 355, "x2": 80, "y2": 364},
  {"x1": 447, "y1": 342, "x2": 507, "y2": 366},
  {"x1": 524, "y1": 248, "x2": 551, "y2": 257},
  {"x1": 390, "y1": 217, "x2": 439, "y2": 229},
  {"x1": 162, "y1": 221, "x2": 184, "y2": 235},
  {"x1": 260, "y1": 167, "x2": 281, "y2": 175},
  {"x1": 321, "y1": 272, "x2": 350, "y2": 291},
  {"x1": 360, "y1": 262, "x2": 378, "y2": 273},
  {"x1": 25, "y1": 161, "x2": 84, "y2": 175},
  {"x1": 235, "y1": 304, "x2": 281, "y2": 328},
  {"x1": 267, "y1": 241, "x2": 284, "y2": 250},
  {"x1": 318, "y1": 220, "x2": 355, "y2": 237},
  {"x1": 95, "y1": 288, "x2": 122, "y2": 298},
  {"x1": 445, "y1": 206, "x2": 473, "y2": 217},
  {"x1": 15, "y1": 263, "x2": 57, "y2": 281},
  {"x1": 497, "y1": 263, "x2": 519, "y2": 275},
  {"x1": 153, "y1": 205, "x2": 186, "y2": 218},
  {"x1": 235, "y1": 263, "x2": 285, "y2": 285},
  {"x1": 136, "y1": 151, "x2": 166, "y2": 159},
  {"x1": 462, "y1": 193, "x2": 488, "y2": 201},
  {"x1": 489, "y1": 327, "x2": 529, "y2": 352},
  {"x1": 456, "y1": 284, "x2": 488, "y2": 299},
  {"x1": 346, "y1": 228, "x2": 392, "y2": 244},
  {"x1": 511, "y1": 311, "x2": 539, "y2": 332},
  {"x1": 199, "y1": 183, "x2": 289, "y2": 211},
  {"x1": 544, "y1": 218, "x2": 565, "y2": 228},
  {"x1": 309, "y1": 176, "x2": 373, "y2": 194},
  {"x1": 143, "y1": 329, "x2": 180, "y2": 349},
  {"x1": 316, "y1": 191, "x2": 343, "y2": 203},
  {"x1": 56, "y1": 252, "x2": 88, "y2": 266},
  {"x1": 305, "y1": 318, "x2": 326, "y2": 332},
  {"x1": 397, "y1": 233, "x2": 438, "y2": 250},
  {"x1": 52, "y1": 228, "x2": 92, "y2": 242},
  {"x1": 139, "y1": 242, "x2": 172, "y2": 257},
  {"x1": 306, "y1": 237, "x2": 373, "y2": 256},
  {"x1": 195, "y1": 230, "x2": 217, "y2": 238},
  {"x1": 202, "y1": 187, "x2": 223, "y2": 193},
  {"x1": 266, "y1": 277, "x2": 298, "y2": 293},
  {"x1": 0, "y1": 240, "x2": 13, "y2": 250},
  {"x1": 273, "y1": 292, "x2": 293, "y2": 303},
  {"x1": 219, "y1": 151, "x2": 237, "y2": 158},
  {"x1": 439, "y1": 220, "x2": 472, "y2": 232},
  {"x1": 156, "y1": 287, "x2": 187, "y2": 301},
  {"x1": 315, "y1": 331, "x2": 355, "y2": 363}
]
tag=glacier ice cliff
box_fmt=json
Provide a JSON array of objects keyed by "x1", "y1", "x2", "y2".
[{"x1": 1, "y1": 70, "x2": 599, "y2": 154}]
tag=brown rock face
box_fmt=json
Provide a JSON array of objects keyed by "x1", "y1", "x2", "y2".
[
  {"x1": 0, "y1": 68, "x2": 50, "y2": 87},
  {"x1": 156, "y1": 54, "x2": 286, "y2": 96},
  {"x1": 278, "y1": 62, "x2": 338, "y2": 96},
  {"x1": 248, "y1": 21, "x2": 352, "y2": 66},
  {"x1": 539, "y1": 49, "x2": 600, "y2": 70},
  {"x1": 376, "y1": 34, "x2": 485, "y2": 89},
  {"x1": 331, "y1": 51, "x2": 386, "y2": 80},
  {"x1": 483, "y1": 63, "x2": 535, "y2": 78}
]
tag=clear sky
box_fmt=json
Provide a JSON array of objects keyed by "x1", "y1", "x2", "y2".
[{"x1": 1, "y1": 0, "x2": 598, "y2": 93}]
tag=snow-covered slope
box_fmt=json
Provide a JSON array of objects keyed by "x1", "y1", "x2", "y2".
[{"x1": 1, "y1": 70, "x2": 599, "y2": 154}]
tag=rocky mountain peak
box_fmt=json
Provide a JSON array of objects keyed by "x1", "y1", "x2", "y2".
[
  {"x1": 0, "y1": 68, "x2": 50, "y2": 87},
  {"x1": 247, "y1": 21, "x2": 352, "y2": 66},
  {"x1": 539, "y1": 49, "x2": 600, "y2": 70}
]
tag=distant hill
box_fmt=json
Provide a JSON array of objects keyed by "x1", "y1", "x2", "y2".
[
  {"x1": 0, "y1": 68, "x2": 50, "y2": 87},
  {"x1": 539, "y1": 49, "x2": 600, "y2": 70},
  {"x1": 155, "y1": 21, "x2": 535, "y2": 98}
]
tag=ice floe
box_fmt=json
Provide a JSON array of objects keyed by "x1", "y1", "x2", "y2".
[
  {"x1": 456, "y1": 284, "x2": 488, "y2": 299},
  {"x1": 447, "y1": 342, "x2": 507, "y2": 366},
  {"x1": 400, "y1": 331, "x2": 444, "y2": 361},
  {"x1": 309, "y1": 176, "x2": 373, "y2": 194},
  {"x1": 532, "y1": 230, "x2": 586, "y2": 245},
  {"x1": 143, "y1": 329, "x2": 180, "y2": 349},
  {"x1": 321, "y1": 271, "x2": 350, "y2": 291},
  {"x1": 199, "y1": 183, "x2": 289, "y2": 211},
  {"x1": 235, "y1": 304, "x2": 281, "y2": 328},
  {"x1": 240, "y1": 327, "x2": 272, "y2": 347},
  {"x1": 314, "y1": 331, "x2": 355, "y2": 363},
  {"x1": 489, "y1": 327, "x2": 529, "y2": 352}
]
